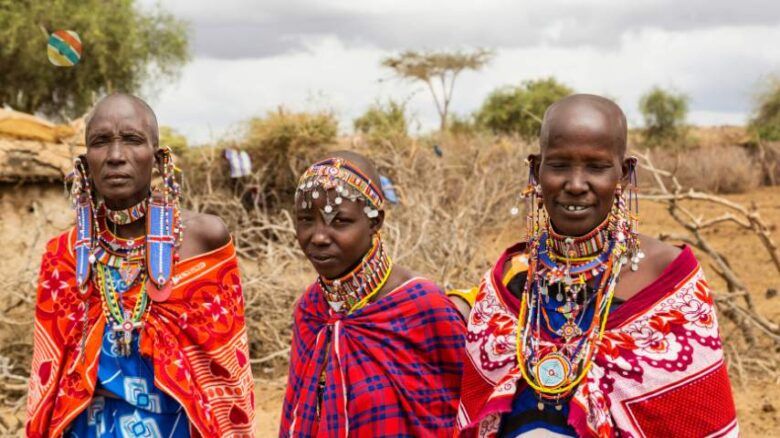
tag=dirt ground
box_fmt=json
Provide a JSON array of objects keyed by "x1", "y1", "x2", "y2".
[{"x1": 2, "y1": 184, "x2": 778, "y2": 436}]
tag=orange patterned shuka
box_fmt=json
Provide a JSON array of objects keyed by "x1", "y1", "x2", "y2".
[{"x1": 26, "y1": 229, "x2": 255, "y2": 437}]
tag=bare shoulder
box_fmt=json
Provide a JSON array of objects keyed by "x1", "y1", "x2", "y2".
[
  {"x1": 614, "y1": 234, "x2": 682, "y2": 300},
  {"x1": 640, "y1": 234, "x2": 682, "y2": 276},
  {"x1": 180, "y1": 210, "x2": 231, "y2": 256}
]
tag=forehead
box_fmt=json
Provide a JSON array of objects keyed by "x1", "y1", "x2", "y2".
[
  {"x1": 543, "y1": 109, "x2": 622, "y2": 158},
  {"x1": 87, "y1": 99, "x2": 150, "y2": 135}
]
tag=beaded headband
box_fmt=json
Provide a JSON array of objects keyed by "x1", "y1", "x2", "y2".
[{"x1": 295, "y1": 157, "x2": 384, "y2": 220}]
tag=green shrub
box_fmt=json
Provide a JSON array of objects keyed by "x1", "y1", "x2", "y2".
[
  {"x1": 244, "y1": 108, "x2": 338, "y2": 198},
  {"x1": 475, "y1": 77, "x2": 573, "y2": 139},
  {"x1": 160, "y1": 126, "x2": 188, "y2": 156},
  {"x1": 639, "y1": 87, "x2": 689, "y2": 149},
  {"x1": 354, "y1": 100, "x2": 408, "y2": 139},
  {"x1": 749, "y1": 78, "x2": 780, "y2": 142}
]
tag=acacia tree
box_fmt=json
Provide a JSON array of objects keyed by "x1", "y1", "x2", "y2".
[
  {"x1": 382, "y1": 49, "x2": 493, "y2": 131},
  {"x1": 0, "y1": 0, "x2": 189, "y2": 119}
]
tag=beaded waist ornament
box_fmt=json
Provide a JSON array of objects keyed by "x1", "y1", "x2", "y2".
[
  {"x1": 514, "y1": 155, "x2": 645, "y2": 410},
  {"x1": 296, "y1": 157, "x2": 392, "y2": 314}
]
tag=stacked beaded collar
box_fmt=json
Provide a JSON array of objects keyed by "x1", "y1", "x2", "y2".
[
  {"x1": 296, "y1": 157, "x2": 384, "y2": 220},
  {"x1": 103, "y1": 198, "x2": 148, "y2": 225},
  {"x1": 546, "y1": 215, "x2": 610, "y2": 261},
  {"x1": 318, "y1": 235, "x2": 393, "y2": 314}
]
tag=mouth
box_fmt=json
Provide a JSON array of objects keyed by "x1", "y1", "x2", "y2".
[
  {"x1": 104, "y1": 173, "x2": 131, "y2": 181},
  {"x1": 556, "y1": 202, "x2": 594, "y2": 215},
  {"x1": 308, "y1": 253, "x2": 337, "y2": 265}
]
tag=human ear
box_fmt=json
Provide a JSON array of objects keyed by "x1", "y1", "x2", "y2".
[
  {"x1": 620, "y1": 156, "x2": 637, "y2": 187},
  {"x1": 369, "y1": 209, "x2": 385, "y2": 235}
]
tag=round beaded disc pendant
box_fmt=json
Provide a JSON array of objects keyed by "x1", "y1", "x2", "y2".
[{"x1": 534, "y1": 353, "x2": 571, "y2": 389}]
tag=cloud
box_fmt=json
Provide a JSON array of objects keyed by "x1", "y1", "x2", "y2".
[
  {"x1": 143, "y1": 21, "x2": 780, "y2": 144},
  {"x1": 142, "y1": 0, "x2": 780, "y2": 59}
]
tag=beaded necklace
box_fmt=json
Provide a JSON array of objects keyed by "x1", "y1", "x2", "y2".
[
  {"x1": 318, "y1": 235, "x2": 393, "y2": 314},
  {"x1": 93, "y1": 201, "x2": 152, "y2": 356},
  {"x1": 95, "y1": 262, "x2": 151, "y2": 356},
  {"x1": 516, "y1": 211, "x2": 630, "y2": 410},
  {"x1": 103, "y1": 198, "x2": 148, "y2": 225},
  {"x1": 95, "y1": 205, "x2": 146, "y2": 285}
]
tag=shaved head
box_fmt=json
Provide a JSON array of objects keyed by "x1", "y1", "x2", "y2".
[
  {"x1": 86, "y1": 93, "x2": 159, "y2": 147},
  {"x1": 540, "y1": 94, "x2": 627, "y2": 158},
  {"x1": 325, "y1": 150, "x2": 383, "y2": 198}
]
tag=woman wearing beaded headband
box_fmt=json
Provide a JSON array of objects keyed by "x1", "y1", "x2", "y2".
[
  {"x1": 280, "y1": 151, "x2": 466, "y2": 436},
  {"x1": 454, "y1": 95, "x2": 737, "y2": 437},
  {"x1": 26, "y1": 94, "x2": 255, "y2": 437}
]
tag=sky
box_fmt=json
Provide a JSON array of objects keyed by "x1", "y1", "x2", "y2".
[{"x1": 137, "y1": 0, "x2": 780, "y2": 144}]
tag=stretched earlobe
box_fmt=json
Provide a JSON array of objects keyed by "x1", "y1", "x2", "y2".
[{"x1": 527, "y1": 154, "x2": 541, "y2": 183}]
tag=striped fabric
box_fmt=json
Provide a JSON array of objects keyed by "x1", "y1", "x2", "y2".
[{"x1": 280, "y1": 278, "x2": 465, "y2": 437}]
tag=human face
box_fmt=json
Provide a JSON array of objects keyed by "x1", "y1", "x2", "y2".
[
  {"x1": 85, "y1": 98, "x2": 155, "y2": 210},
  {"x1": 536, "y1": 125, "x2": 627, "y2": 237},
  {"x1": 295, "y1": 190, "x2": 382, "y2": 279}
]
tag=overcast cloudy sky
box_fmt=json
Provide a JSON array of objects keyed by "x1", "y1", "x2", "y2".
[{"x1": 137, "y1": 0, "x2": 780, "y2": 144}]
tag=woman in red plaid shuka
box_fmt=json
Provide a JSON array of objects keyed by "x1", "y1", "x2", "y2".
[{"x1": 280, "y1": 151, "x2": 466, "y2": 437}]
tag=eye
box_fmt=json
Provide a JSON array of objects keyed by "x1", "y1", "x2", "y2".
[
  {"x1": 332, "y1": 217, "x2": 351, "y2": 225},
  {"x1": 123, "y1": 135, "x2": 145, "y2": 144},
  {"x1": 587, "y1": 162, "x2": 613, "y2": 171},
  {"x1": 89, "y1": 136, "x2": 109, "y2": 147},
  {"x1": 546, "y1": 162, "x2": 569, "y2": 170}
]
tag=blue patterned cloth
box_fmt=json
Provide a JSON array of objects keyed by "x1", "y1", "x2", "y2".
[{"x1": 67, "y1": 267, "x2": 190, "y2": 438}]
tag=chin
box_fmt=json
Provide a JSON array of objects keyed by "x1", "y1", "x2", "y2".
[{"x1": 549, "y1": 217, "x2": 601, "y2": 237}]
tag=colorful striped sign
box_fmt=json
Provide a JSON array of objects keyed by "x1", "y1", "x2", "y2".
[{"x1": 47, "y1": 30, "x2": 82, "y2": 67}]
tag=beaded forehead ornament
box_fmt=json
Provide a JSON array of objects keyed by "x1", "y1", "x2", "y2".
[{"x1": 295, "y1": 157, "x2": 384, "y2": 224}]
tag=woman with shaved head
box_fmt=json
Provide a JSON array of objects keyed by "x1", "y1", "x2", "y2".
[
  {"x1": 280, "y1": 151, "x2": 466, "y2": 436},
  {"x1": 26, "y1": 94, "x2": 254, "y2": 437},
  {"x1": 455, "y1": 95, "x2": 738, "y2": 437}
]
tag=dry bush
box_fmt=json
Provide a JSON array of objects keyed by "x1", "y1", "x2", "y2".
[
  {"x1": 637, "y1": 145, "x2": 761, "y2": 194},
  {"x1": 245, "y1": 108, "x2": 337, "y2": 194},
  {"x1": 368, "y1": 132, "x2": 530, "y2": 288}
]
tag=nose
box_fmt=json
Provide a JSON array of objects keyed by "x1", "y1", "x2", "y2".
[
  {"x1": 106, "y1": 138, "x2": 127, "y2": 165},
  {"x1": 310, "y1": 222, "x2": 332, "y2": 247},
  {"x1": 564, "y1": 167, "x2": 588, "y2": 195}
]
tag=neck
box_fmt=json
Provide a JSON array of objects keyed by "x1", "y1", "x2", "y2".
[
  {"x1": 546, "y1": 215, "x2": 611, "y2": 259},
  {"x1": 110, "y1": 220, "x2": 146, "y2": 240},
  {"x1": 102, "y1": 189, "x2": 149, "y2": 211},
  {"x1": 318, "y1": 236, "x2": 393, "y2": 313}
]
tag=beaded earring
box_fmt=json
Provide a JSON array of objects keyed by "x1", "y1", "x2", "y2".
[
  {"x1": 67, "y1": 156, "x2": 97, "y2": 362},
  {"x1": 145, "y1": 147, "x2": 183, "y2": 302},
  {"x1": 69, "y1": 156, "x2": 95, "y2": 295},
  {"x1": 612, "y1": 157, "x2": 644, "y2": 271},
  {"x1": 521, "y1": 155, "x2": 546, "y2": 243}
]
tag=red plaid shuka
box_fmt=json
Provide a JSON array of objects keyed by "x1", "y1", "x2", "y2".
[
  {"x1": 26, "y1": 229, "x2": 255, "y2": 437},
  {"x1": 457, "y1": 243, "x2": 739, "y2": 437},
  {"x1": 280, "y1": 277, "x2": 466, "y2": 437}
]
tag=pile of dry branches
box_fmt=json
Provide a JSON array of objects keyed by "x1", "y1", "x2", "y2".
[{"x1": 638, "y1": 150, "x2": 780, "y2": 381}]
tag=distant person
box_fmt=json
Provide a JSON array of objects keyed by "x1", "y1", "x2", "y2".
[
  {"x1": 26, "y1": 93, "x2": 254, "y2": 437},
  {"x1": 280, "y1": 151, "x2": 465, "y2": 436},
  {"x1": 453, "y1": 94, "x2": 738, "y2": 437}
]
